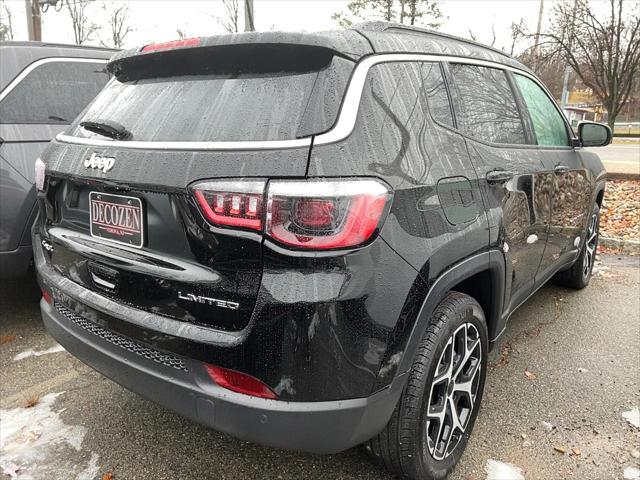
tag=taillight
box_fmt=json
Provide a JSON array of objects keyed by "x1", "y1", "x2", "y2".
[
  {"x1": 141, "y1": 37, "x2": 200, "y2": 52},
  {"x1": 41, "y1": 287, "x2": 52, "y2": 305},
  {"x1": 204, "y1": 364, "x2": 278, "y2": 400},
  {"x1": 35, "y1": 157, "x2": 46, "y2": 191},
  {"x1": 266, "y1": 179, "x2": 391, "y2": 249},
  {"x1": 193, "y1": 180, "x2": 266, "y2": 231},
  {"x1": 191, "y1": 178, "x2": 392, "y2": 250}
]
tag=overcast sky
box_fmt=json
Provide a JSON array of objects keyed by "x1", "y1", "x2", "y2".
[{"x1": 2, "y1": 0, "x2": 553, "y2": 53}]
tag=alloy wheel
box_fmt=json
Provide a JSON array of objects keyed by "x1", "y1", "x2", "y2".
[
  {"x1": 583, "y1": 213, "x2": 599, "y2": 277},
  {"x1": 425, "y1": 323, "x2": 482, "y2": 461}
]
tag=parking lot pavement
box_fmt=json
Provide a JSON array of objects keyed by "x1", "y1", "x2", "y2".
[
  {"x1": 1, "y1": 256, "x2": 639, "y2": 480},
  {"x1": 589, "y1": 144, "x2": 640, "y2": 177}
]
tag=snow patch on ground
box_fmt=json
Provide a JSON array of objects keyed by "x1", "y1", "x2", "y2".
[
  {"x1": 486, "y1": 459, "x2": 525, "y2": 480},
  {"x1": 13, "y1": 344, "x2": 65, "y2": 362},
  {"x1": 76, "y1": 452, "x2": 100, "y2": 480},
  {"x1": 0, "y1": 392, "x2": 98, "y2": 479},
  {"x1": 624, "y1": 466, "x2": 640, "y2": 480},
  {"x1": 623, "y1": 407, "x2": 640, "y2": 429}
]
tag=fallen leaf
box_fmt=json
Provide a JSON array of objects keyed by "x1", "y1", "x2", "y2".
[
  {"x1": 1, "y1": 463, "x2": 22, "y2": 477},
  {"x1": 102, "y1": 470, "x2": 114, "y2": 480},
  {"x1": 22, "y1": 395, "x2": 40, "y2": 408},
  {"x1": 571, "y1": 447, "x2": 582, "y2": 456},
  {"x1": 0, "y1": 334, "x2": 16, "y2": 345},
  {"x1": 524, "y1": 369, "x2": 537, "y2": 380},
  {"x1": 554, "y1": 445, "x2": 567, "y2": 454}
]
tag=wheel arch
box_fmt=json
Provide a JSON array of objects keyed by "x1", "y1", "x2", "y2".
[
  {"x1": 392, "y1": 250, "x2": 505, "y2": 387},
  {"x1": 594, "y1": 182, "x2": 606, "y2": 208}
]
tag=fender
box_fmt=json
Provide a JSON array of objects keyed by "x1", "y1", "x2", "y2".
[{"x1": 390, "y1": 249, "x2": 505, "y2": 391}]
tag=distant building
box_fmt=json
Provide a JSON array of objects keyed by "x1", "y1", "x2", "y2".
[{"x1": 562, "y1": 88, "x2": 604, "y2": 126}]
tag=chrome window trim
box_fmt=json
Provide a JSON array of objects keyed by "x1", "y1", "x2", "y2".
[
  {"x1": 55, "y1": 134, "x2": 313, "y2": 151},
  {"x1": 54, "y1": 53, "x2": 565, "y2": 151},
  {"x1": 0, "y1": 57, "x2": 109, "y2": 103},
  {"x1": 314, "y1": 53, "x2": 571, "y2": 146}
]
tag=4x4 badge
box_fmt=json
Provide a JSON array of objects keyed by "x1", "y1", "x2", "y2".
[{"x1": 85, "y1": 153, "x2": 115, "y2": 173}]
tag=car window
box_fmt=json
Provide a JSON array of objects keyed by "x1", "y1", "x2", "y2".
[
  {"x1": 420, "y1": 62, "x2": 453, "y2": 128},
  {"x1": 0, "y1": 61, "x2": 109, "y2": 124},
  {"x1": 449, "y1": 64, "x2": 526, "y2": 145},
  {"x1": 514, "y1": 74, "x2": 569, "y2": 146},
  {"x1": 67, "y1": 54, "x2": 353, "y2": 142}
]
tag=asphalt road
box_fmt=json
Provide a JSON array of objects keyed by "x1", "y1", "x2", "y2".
[
  {"x1": 588, "y1": 143, "x2": 640, "y2": 176},
  {"x1": 1, "y1": 256, "x2": 639, "y2": 480}
]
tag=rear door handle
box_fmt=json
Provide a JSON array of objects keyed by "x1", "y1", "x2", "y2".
[
  {"x1": 554, "y1": 165, "x2": 570, "y2": 175},
  {"x1": 486, "y1": 170, "x2": 515, "y2": 184}
]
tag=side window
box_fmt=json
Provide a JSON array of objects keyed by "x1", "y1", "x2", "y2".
[
  {"x1": 420, "y1": 62, "x2": 453, "y2": 128},
  {"x1": 449, "y1": 64, "x2": 526, "y2": 145},
  {"x1": 360, "y1": 62, "x2": 430, "y2": 178},
  {"x1": 514, "y1": 74, "x2": 569, "y2": 146},
  {"x1": 367, "y1": 61, "x2": 425, "y2": 133},
  {"x1": 0, "y1": 61, "x2": 109, "y2": 124}
]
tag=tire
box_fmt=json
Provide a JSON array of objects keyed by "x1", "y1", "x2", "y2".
[
  {"x1": 554, "y1": 203, "x2": 600, "y2": 290},
  {"x1": 365, "y1": 292, "x2": 488, "y2": 480}
]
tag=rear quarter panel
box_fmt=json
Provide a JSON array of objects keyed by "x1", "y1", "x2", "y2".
[{"x1": 308, "y1": 60, "x2": 491, "y2": 384}]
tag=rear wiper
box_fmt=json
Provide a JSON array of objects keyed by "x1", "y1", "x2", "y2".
[{"x1": 80, "y1": 120, "x2": 131, "y2": 140}]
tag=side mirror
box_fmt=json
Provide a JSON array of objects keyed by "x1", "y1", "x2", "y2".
[{"x1": 577, "y1": 121, "x2": 612, "y2": 147}]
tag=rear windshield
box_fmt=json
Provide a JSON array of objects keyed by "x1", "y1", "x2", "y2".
[{"x1": 66, "y1": 47, "x2": 353, "y2": 142}]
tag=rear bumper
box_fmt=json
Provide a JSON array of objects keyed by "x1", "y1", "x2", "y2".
[{"x1": 40, "y1": 295, "x2": 402, "y2": 454}]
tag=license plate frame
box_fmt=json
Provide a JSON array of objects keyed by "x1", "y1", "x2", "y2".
[{"x1": 89, "y1": 191, "x2": 144, "y2": 249}]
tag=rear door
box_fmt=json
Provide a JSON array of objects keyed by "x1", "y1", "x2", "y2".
[
  {"x1": 511, "y1": 73, "x2": 592, "y2": 281},
  {"x1": 42, "y1": 44, "x2": 354, "y2": 332},
  {"x1": 446, "y1": 62, "x2": 553, "y2": 313}
]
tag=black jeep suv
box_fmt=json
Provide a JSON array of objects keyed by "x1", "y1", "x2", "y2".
[{"x1": 34, "y1": 23, "x2": 610, "y2": 480}]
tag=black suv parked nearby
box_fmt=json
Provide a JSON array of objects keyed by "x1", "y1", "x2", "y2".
[
  {"x1": 0, "y1": 41, "x2": 114, "y2": 278},
  {"x1": 34, "y1": 23, "x2": 610, "y2": 480}
]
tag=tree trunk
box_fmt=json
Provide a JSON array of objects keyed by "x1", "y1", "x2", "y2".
[{"x1": 605, "y1": 97, "x2": 618, "y2": 129}]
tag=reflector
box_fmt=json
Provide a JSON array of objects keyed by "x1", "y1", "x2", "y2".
[{"x1": 205, "y1": 364, "x2": 278, "y2": 399}]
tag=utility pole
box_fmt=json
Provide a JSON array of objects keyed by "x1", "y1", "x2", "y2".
[
  {"x1": 533, "y1": 0, "x2": 544, "y2": 58},
  {"x1": 244, "y1": 0, "x2": 254, "y2": 32},
  {"x1": 24, "y1": 0, "x2": 42, "y2": 41},
  {"x1": 560, "y1": 0, "x2": 578, "y2": 110}
]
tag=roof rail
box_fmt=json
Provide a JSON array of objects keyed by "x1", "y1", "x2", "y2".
[{"x1": 355, "y1": 21, "x2": 512, "y2": 59}]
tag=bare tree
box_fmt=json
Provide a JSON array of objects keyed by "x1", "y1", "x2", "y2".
[
  {"x1": 333, "y1": 0, "x2": 442, "y2": 29},
  {"x1": 65, "y1": 0, "x2": 99, "y2": 44},
  {"x1": 0, "y1": 0, "x2": 13, "y2": 41},
  {"x1": 508, "y1": 18, "x2": 527, "y2": 56},
  {"x1": 404, "y1": 0, "x2": 443, "y2": 28},
  {"x1": 101, "y1": 2, "x2": 133, "y2": 48},
  {"x1": 539, "y1": 0, "x2": 640, "y2": 128},
  {"x1": 467, "y1": 23, "x2": 499, "y2": 49},
  {"x1": 211, "y1": 0, "x2": 240, "y2": 34}
]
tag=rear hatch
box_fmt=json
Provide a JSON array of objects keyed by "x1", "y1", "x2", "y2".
[{"x1": 41, "y1": 39, "x2": 357, "y2": 332}]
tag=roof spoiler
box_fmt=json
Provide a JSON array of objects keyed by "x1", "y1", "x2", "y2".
[{"x1": 107, "y1": 30, "x2": 372, "y2": 79}]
